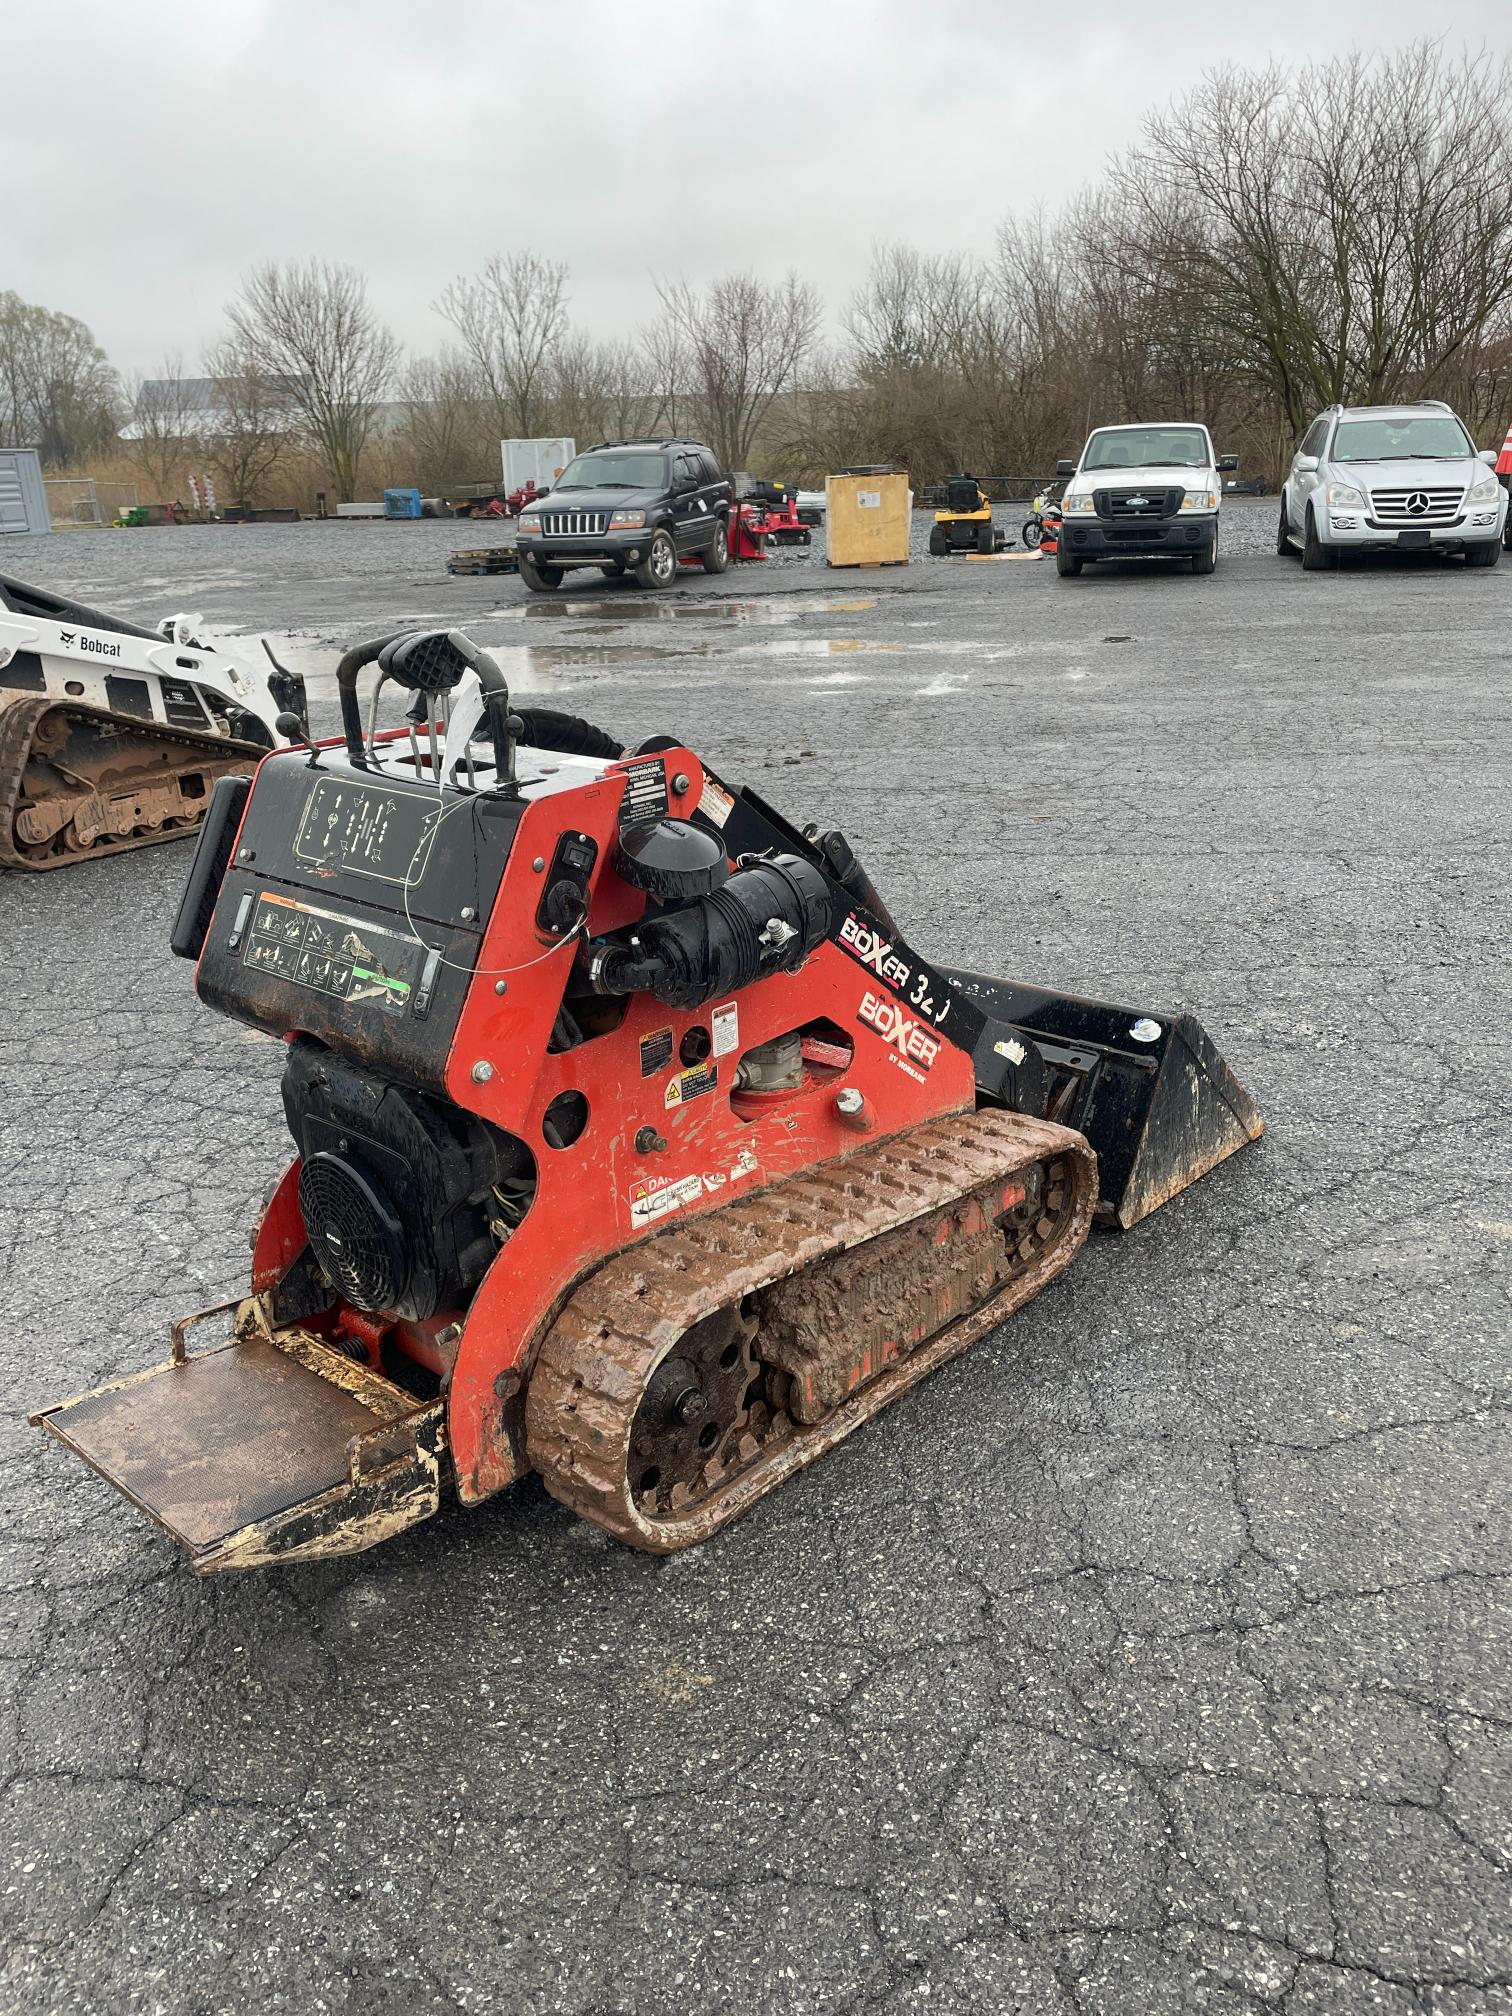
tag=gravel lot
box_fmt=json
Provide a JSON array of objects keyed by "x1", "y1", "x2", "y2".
[{"x1": 1, "y1": 505, "x2": 1508, "y2": 2015}]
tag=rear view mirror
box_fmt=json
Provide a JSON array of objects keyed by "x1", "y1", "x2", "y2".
[
  {"x1": 1217, "y1": 453, "x2": 1239, "y2": 472},
  {"x1": 1294, "y1": 454, "x2": 1319, "y2": 474},
  {"x1": 1056, "y1": 459, "x2": 1076, "y2": 478}
]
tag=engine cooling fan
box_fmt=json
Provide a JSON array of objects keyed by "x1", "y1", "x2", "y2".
[{"x1": 297, "y1": 1152, "x2": 411, "y2": 1313}]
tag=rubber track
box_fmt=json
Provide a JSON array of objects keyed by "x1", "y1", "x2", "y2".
[
  {"x1": 525, "y1": 1108, "x2": 1097, "y2": 1551},
  {"x1": 0, "y1": 693, "x2": 266, "y2": 871}
]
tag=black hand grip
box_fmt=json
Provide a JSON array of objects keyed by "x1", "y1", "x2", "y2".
[
  {"x1": 170, "y1": 775, "x2": 251, "y2": 960},
  {"x1": 335, "y1": 632, "x2": 406, "y2": 765}
]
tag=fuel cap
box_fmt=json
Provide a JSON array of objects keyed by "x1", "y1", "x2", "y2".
[{"x1": 612, "y1": 818, "x2": 730, "y2": 900}]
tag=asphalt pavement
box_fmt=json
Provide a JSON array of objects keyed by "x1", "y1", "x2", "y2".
[{"x1": 0, "y1": 507, "x2": 1508, "y2": 2014}]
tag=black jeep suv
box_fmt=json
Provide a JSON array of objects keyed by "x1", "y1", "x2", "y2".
[{"x1": 514, "y1": 439, "x2": 733, "y2": 592}]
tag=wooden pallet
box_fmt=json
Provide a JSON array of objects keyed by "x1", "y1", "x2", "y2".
[{"x1": 447, "y1": 545, "x2": 518, "y2": 576}]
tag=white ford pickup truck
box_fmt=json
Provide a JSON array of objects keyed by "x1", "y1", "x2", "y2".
[{"x1": 1054, "y1": 422, "x2": 1237, "y2": 576}]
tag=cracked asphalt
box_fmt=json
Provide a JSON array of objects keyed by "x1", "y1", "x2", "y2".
[{"x1": 0, "y1": 509, "x2": 1508, "y2": 2014}]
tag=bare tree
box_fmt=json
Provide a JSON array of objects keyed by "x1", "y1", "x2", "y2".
[
  {"x1": 844, "y1": 245, "x2": 981, "y2": 374},
  {"x1": 120, "y1": 354, "x2": 201, "y2": 498},
  {"x1": 393, "y1": 351, "x2": 492, "y2": 491},
  {"x1": 1120, "y1": 42, "x2": 1512, "y2": 435},
  {"x1": 636, "y1": 307, "x2": 692, "y2": 439},
  {"x1": 434, "y1": 252, "x2": 569, "y2": 438},
  {"x1": 544, "y1": 334, "x2": 656, "y2": 447},
  {"x1": 201, "y1": 337, "x2": 296, "y2": 507},
  {"x1": 0, "y1": 291, "x2": 116, "y2": 464},
  {"x1": 653, "y1": 271, "x2": 822, "y2": 470},
  {"x1": 226, "y1": 260, "x2": 398, "y2": 500}
]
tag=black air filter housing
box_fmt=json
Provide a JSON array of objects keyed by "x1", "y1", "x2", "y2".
[{"x1": 282, "y1": 1039, "x2": 529, "y2": 1320}]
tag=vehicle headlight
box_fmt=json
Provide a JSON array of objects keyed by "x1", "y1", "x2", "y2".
[
  {"x1": 610, "y1": 509, "x2": 646, "y2": 529},
  {"x1": 1179, "y1": 490, "x2": 1217, "y2": 512},
  {"x1": 1467, "y1": 472, "x2": 1500, "y2": 504},
  {"x1": 1062, "y1": 494, "x2": 1097, "y2": 514},
  {"x1": 1325, "y1": 483, "x2": 1366, "y2": 508},
  {"x1": 518, "y1": 513, "x2": 541, "y2": 533}
]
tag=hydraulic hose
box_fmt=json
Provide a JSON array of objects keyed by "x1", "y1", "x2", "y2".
[{"x1": 513, "y1": 709, "x2": 625, "y2": 760}]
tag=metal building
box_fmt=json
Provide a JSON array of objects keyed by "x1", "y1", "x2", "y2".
[{"x1": 0, "y1": 449, "x2": 51, "y2": 535}]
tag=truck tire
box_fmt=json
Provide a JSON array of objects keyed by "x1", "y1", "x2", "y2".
[
  {"x1": 1301, "y1": 507, "x2": 1336, "y2": 572},
  {"x1": 1276, "y1": 497, "x2": 1296, "y2": 556},
  {"x1": 700, "y1": 520, "x2": 730, "y2": 574},
  {"x1": 520, "y1": 554, "x2": 564, "y2": 593},
  {"x1": 1192, "y1": 525, "x2": 1218, "y2": 574},
  {"x1": 1055, "y1": 545, "x2": 1083, "y2": 577},
  {"x1": 634, "y1": 530, "x2": 678, "y2": 590}
]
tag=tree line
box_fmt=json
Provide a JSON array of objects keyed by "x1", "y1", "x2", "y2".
[{"x1": 5, "y1": 41, "x2": 1511, "y2": 506}]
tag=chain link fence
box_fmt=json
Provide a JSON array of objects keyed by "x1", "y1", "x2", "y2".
[{"x1": 43, "y1": 478, "x2": 140, "y2": 526}]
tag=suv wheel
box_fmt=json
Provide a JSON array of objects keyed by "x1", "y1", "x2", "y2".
[
  {"x1": 1464, "y1": 538, "x2": 1502, "y2": 569},
  {"x1": 520, "y1": 554, "x2": 563, "y2": 593},
  {"x1": 1276, "y1": 497, "x2": 1296, "y2": 557},
  {"x1": 1301, "y1": 506, "x2": 1336, "y2": 571},
  {"x1": 635, "y1": 530, "x2": 678, "y2": 590},
  {"x1": 700, "y1": 520, "x2": 730, "y2": 575}
]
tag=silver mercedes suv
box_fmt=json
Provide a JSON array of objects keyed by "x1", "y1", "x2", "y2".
[{"x1": 1277, "y1": 400, "x2": 1505, "y2": 570}]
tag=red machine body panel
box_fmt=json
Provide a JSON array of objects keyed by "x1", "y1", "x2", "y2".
[{"x1": 246, "y1": 734, "x2": 976, "y2": 1504}]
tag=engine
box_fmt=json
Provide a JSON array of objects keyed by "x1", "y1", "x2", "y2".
[{"x1": 281, "y1": 1040, "x2": 530, "y2": 1321}]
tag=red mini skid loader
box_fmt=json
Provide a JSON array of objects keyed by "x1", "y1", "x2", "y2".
[{"x1": 34, "y1": 626, "x2": 1262, "y2": 1571}]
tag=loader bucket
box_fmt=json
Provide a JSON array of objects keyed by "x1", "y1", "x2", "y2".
[
  {"x1": 32, "y1": 1300, "x2": 444, "y2": 1572},
  {"x1": 943, "y1": 970, "x2": 1263, "y2": 1229}
]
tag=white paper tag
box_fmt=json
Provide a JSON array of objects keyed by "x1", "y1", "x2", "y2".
[
  {"x1": 857, "y1": 489, "x2": 881, "y2": 509},
  {"x1": 712, "y1": 1001, "x2": 739, "y2": 1058}
]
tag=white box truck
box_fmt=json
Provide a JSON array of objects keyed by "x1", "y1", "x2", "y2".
[{"x1": 501, "y1": 438, "x2": 576, "y2": 496}]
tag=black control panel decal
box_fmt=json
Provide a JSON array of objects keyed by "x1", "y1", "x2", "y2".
[
  {"x1": 294, "y1": 773, "x2": 441, "y2": 886},
  {"x1": 243, "y1": 891, "x2": 422, "y2": 1015}
]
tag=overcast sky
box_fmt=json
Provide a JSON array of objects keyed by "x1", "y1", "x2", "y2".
[{"x1": 6, "y1": 0, "x2": 1510, "y2": 376}]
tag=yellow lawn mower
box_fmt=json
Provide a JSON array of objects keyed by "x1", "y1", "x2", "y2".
[{"x1": 928, "y1": 475, "x2": 1010, "y2": 556}]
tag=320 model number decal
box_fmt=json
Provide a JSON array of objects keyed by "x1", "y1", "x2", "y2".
[{"x1": 836, "y1": 911, "x2": 955, "y2": 1027}]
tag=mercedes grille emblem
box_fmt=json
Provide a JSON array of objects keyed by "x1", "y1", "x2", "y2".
[{"x1": 1407, "y1": 492, "x2": 1430, "y2": 516}]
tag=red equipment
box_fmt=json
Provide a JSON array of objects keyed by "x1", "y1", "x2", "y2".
[
  {"x1": 681, "y1": 495, "x2": 772, "y2": 566},
  {"x1": 747, "y1": 481, "x2": 813, "y2": 547},
  {"x1": 729, "y1": 500, "x2": 769, "y2": 561},
  {"x1": 33, "y1": 626, "x2": 1261, "y2": 1572},
  {"x1": 458, "y1": 480, "x2": 541, "y2": 521}
]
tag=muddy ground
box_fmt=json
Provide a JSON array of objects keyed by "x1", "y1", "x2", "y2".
[{"x1": 0, "y1": 511, "x2": 1508, "y2": 2014}]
